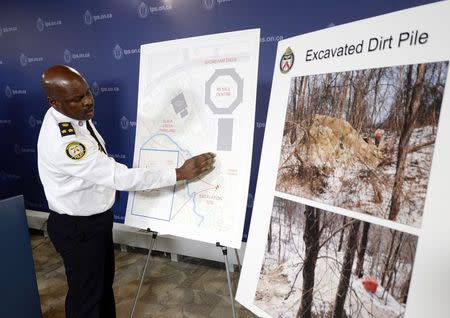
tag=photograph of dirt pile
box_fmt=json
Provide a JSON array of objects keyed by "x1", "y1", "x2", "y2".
[{"x1": 277, "y1": 61, "x2": 448, "y2": 227}]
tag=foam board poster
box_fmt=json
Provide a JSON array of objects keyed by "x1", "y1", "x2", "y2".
[
  {"x1": 236, "y1": 3, "x2": 450, "y2": 317},
  {"x1": 125, "y1": 29, "x2": 260, "y2": 249}
]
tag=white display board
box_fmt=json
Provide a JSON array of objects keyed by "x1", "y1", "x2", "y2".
[
  {"x1": 236, "y1": 2, "x2": 450, "y2": 317},
  {"x1": 125, "y1": 29, "x2": 260, "y2": 249}
]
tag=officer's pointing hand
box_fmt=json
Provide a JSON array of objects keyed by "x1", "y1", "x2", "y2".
[{"x1": 176, "y1": 152, "x2": 216, "y2": 181}]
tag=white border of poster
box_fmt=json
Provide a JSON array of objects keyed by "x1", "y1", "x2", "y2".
[
  {"x1": 236, "y1": 2, "x2": 450, "y2": 317},
  {"x1": 125, "y1": 29, "x2": 260, "y2": 249}
]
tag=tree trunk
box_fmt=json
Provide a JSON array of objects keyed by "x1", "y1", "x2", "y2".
[
  {"x1": 382, "y1": 230, "x2": 397, "y2": 286},
  {"x1": 336, "y1": 73, "x2": 350, "y2": 119},
  {"x1": 349, "y1": 70, "x2": 375, "y2": 132},
  {"x1": 369, "y1": 231, "x2": 381, "y2": 276},
  {"x1": 290, "y1": 77, "x2": 300, "y2": 143},
  {"x1": 383, "y1": 233, "x2": 404, "y2": 300},
  {"x1": 298, "y1": 77, "x2": 307, "y2": 121},
  {"x1": 267, "y1": 217, "x2": 273, "y2": 253},
  {"x1": 345, "y1": 72, "x2": 354, "y2": 122},
  {"x1": 297, "y1": 207, "x2": 321, "y2": 318},
  {"x1": 292, "y1": 77, "x2": 298, "y2": 117},
  {"x1": 388, "y1": 64, "x2": 427, "y2": 221},
  {"x1": 369, "y1": 69, "x2": 383, "y2": 125},
  {"x1": 332, "y1": 220, "x2": 361, "y2": 318},
  {"x1": 355, "y1": 222, "x2": 371, "y2": 278},
  {"x1": 337, "y1": 217, "x2": 347, "y2": 252},
  {"x1": 278, "y1": 208, "x2": 282, "y2": 263},
  {"x1": 385, "y1": 66, "x2": 406, "y2": 131},
  {"x1": 400, "y1": 270, "x2": 412, "y2": 303}
]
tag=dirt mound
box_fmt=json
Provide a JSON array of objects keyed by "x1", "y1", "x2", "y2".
[{"x1": 296, "y1": 115, "x2": 382, "y2": 168}]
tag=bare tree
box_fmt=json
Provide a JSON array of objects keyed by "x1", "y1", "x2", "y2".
[
  {"x1": 297, "y1": 206, "x2": 321, "y2": 318},
  {"x1": 278, "y1": 204, "x2": 282, "y2": 263},
  {"x1": 337, "y1": 216, "x2": 347, "y2": 252},
  {"x1": 382, "y1": 230, "x2": 397, "y2": 286},
  {"x1": 334, "y1": 72, "x2": 351, "y2": 119},
  {"x1": 355, "y1": 222, "x2": 371, "y2": 278},
  {"x1": 383, "y1": 233, "x2": 405, "y2": 301},
  {"x1": 386, "y1": 66, "x2": 406, "y2": 131},
  {"x1": 333, "y1": 220, "x2": 361, "y2": 318},
  {"x1": 348, "y1": 70, "x2": 376, "y2": 132},
  {"x1": 388, "y1": 64, "x2": 427, "y2": 221},
  {"x1": 267, "y1": 217, "x2": 272, "y2": 253}
]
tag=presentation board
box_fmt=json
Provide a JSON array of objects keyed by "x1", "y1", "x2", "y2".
[
  {"x1": 125, "y1": 29, "x2": 260, "y2": 249},
  {"x1": 236, "y1": 2, "x2": 450, "y2": 317}
]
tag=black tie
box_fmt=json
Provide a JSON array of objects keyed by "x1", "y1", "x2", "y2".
[{"x1": 86, "y1": 120, "x2": 106, "y2": 154}]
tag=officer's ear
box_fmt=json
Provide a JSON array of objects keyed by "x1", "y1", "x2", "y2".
[{"x1": 48, "y1": 96, "x2": 61, "y2": 109}]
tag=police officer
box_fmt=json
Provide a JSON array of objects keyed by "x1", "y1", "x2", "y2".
[{"x1": 37, "y1": 65, "x2": 215, "y2": 318}]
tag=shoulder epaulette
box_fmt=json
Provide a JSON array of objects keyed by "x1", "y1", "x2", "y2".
[{"x1": 58, "y1": 122, "x2": 76, "y2": 137}]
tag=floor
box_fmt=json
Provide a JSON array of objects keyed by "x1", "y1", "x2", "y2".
[{"x1": 31, "y1": 231, "x2": 258, "y2": 318}]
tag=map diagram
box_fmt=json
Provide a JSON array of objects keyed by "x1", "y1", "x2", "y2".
[{"x1": 125, "y1": 29, "x2": 260, "y2": 248}]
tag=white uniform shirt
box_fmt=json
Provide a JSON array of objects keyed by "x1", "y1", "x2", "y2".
[{"x1": 37, "y1": 107, "x2": 176, "y2": 216}]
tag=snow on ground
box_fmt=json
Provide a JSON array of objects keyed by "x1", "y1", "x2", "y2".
[
  {"x1": 254, "y1": 205, "x2": 408, "y2": 318},
  {"x1": 351, "y1": 277, "x2": 405, "y2": 317},
  {"x1": 277, "y1": 125, "x2": 437, "y2": 228},
  {"x1": 256, "y1": 253, "x2": 405, "y2": 318}
]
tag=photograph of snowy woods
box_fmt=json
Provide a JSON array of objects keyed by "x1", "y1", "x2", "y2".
[
  {"x1": 277, "y1": 61, "x2": 448, "y2": 227},
  {"x1": 255, "y1": 197, "x2": 418, "y2": 318}
]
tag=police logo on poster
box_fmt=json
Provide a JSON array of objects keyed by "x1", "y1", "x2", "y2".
[
  {"x1": 65, "y1": 142, "x2": 86, "y2": 160},
  {"x1": 92, "y1": 81, "x2": 100, "y2": 96},
  {"x1": 280, "y1": 47, "x2": 294, "y2": 74},
  {"x1": 64, "y1": 49, "x2": 72, "y2": 63},
  {"x1": 5, "y1": 86, "x2": 12, "y2": 98},
  {"x1": 29, "y1": 115, "x2": 36, "y2": 128},
  {"x1": 36, "y1": 18, "x2": 44, "y2": 32},
  {"x1": 84, "y1": 10, "x2": 93, "y2": 26},
  {"x1": 20, "y1": 53, "x2": 28, "y2": 66},
  {"x1": 113, "y1": 44, "x2": 123, "y2": 60},
  {"x1": 138, "y1": 2, "x2": 149, "y2": 18},
  {"x1": 28, "y1": 115, "x2": 41, "y2": 128},
  {"x1": 120, "y1": 116, "x2": 129, "y2": 130},
  {"x1": 203, "y1": 0, "x2": 215, "y2": 10}
]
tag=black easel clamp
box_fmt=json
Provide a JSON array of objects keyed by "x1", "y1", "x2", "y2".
[{"x1": 216, "y1": 242, "x2": 228, "y2": 255}]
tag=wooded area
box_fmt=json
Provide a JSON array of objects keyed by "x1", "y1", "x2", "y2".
[
  {"x1": 256, "y1": 197, "x2": 418, "y2": 318},
  {"x1": 277, "y1": 61, "x2": 448, "y2": 227}
]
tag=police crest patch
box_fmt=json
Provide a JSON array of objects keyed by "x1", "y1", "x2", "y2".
[
  {"x1": 58, "y1": 122, "x2": 76, "y2": 137},
  {"x1": 65, "y1": 142, "x2": 86, "y2": 160}
]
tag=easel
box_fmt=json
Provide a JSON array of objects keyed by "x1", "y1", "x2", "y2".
[
  {"x1": 216, "y1": 242, "x2": 238, "y2": 318},
  {"x1": 130, "y1": 228, "x2": 158, "y2": 318},
  {"x1": 129, "y1": 230, "x2": 241, "y2": 318}
]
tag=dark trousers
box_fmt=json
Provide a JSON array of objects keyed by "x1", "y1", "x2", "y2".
[{"x1": 47, "y1": 209, "x2": 116, "y2": 318}]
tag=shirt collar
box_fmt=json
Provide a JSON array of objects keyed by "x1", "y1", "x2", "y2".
[{"x1": 51, "y1": 107, "x2": 86, "y2": 127}]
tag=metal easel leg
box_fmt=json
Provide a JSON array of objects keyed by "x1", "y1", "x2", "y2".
[
  {"x1": 130, "y1": 230, "x2": 158, "y2": 318},
  {"x1": 234, "y1": 248, "x2": 241, "y2": 271},
  {"x1": 217, "y1": 242, "x2": 237, "y2": 318}
]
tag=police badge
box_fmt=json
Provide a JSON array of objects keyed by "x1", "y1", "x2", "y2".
[{"x1": 65, "y1": 141, "x2": 86, "y2": 160}]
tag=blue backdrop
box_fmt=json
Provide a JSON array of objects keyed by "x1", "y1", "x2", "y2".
[{"x1": 0, "y1": 0, "x2": 435, "y2": 240}]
